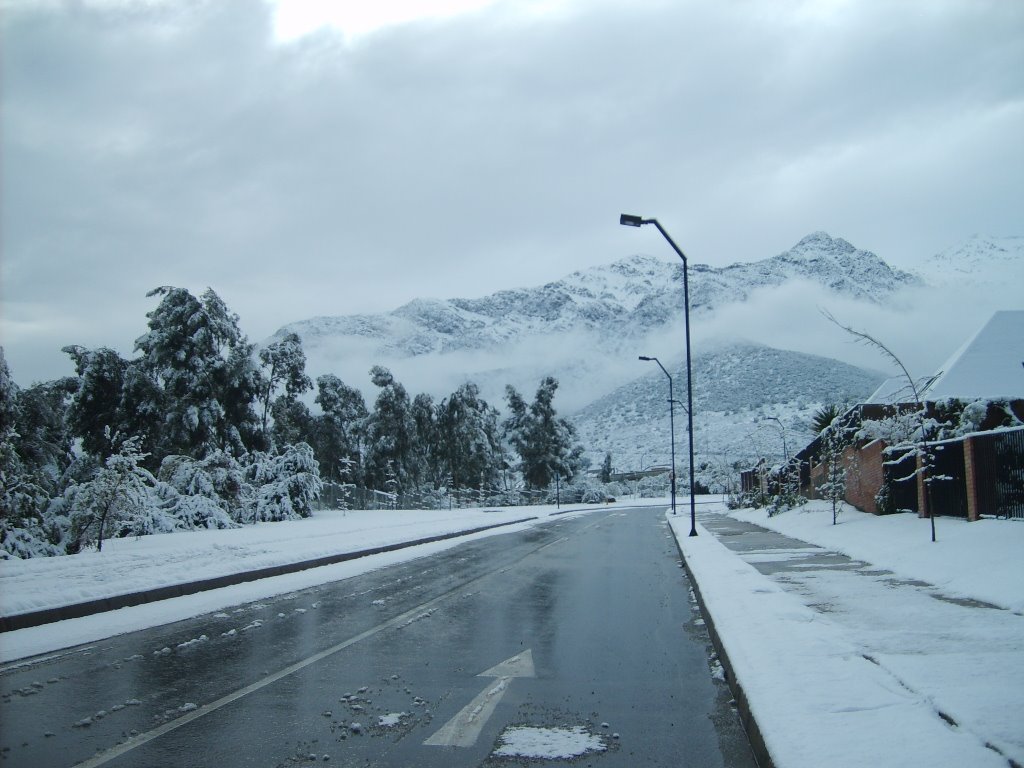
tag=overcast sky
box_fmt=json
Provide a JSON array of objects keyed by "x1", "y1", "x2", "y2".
[{"x1": 2, "y1": 0, "x2": 1022, "y2": 387}]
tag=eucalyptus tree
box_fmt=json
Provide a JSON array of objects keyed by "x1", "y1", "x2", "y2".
[
  {"x1": 314, "y1": 374, "x2": 368, "y2": 487},
  {"x1": 257, "y1": 332, "x2": 313, "y2": 444},
  {"x1": 504, "y1": 377, "x2": 584, "y2": 490},
  {"x1": 363, "y1": 366, "x2": 415, "y2": 493},
  {"x1": 436, "y1": 382, "x2": 503, "y2": 492}
]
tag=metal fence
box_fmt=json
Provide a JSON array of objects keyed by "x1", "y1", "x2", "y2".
[
  {"x1": 315, "y1": 483, "x2": 552, "y2": 512},
  {"x1": 971, "y1": 427, "x2": 1024, "y2": 520}
]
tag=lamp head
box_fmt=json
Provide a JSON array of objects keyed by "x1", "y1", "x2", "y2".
[
  {"x1": 619, "y1": 213, "x2": 645, "y2": 227},
  {"x1": 638, "y1": 355, "x2": 653, "y2": 361}
]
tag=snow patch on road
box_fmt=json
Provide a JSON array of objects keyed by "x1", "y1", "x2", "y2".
[{"x1": 493, "y1": 725, "x2": 606, "y2": 759}]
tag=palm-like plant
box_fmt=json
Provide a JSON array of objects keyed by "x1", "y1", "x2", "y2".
[{"x1": 812, "y1": 403, "x2": 841, "y2": 434}]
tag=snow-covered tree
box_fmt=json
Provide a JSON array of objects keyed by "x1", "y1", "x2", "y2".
[
  {"x1": 411, "y1": 393, "x2": 439, "y2": 488},
  {"x1": 436, "y1": 382, "x2": 503, "y2": 492},
  {"x1": 363, "y1": 366, "x2": 415, "y2": 493},
  {"x1": 824, "y1": 311, "x2": 940, "y2": 540},
  {"x1": 62, "y1": 346, "x2": 163, "y2": 463},
  {"x1": 817, "y1": 415, "x2": 851, "y2": 525},
  {"x1": 314, "y1": 374, "x2": 367, "y2": 488},
  {"x1": 504, "y1": 377, "x2": 585, "y2": 490},
  {"x1": 270, "y1": 398, "x2": 315, "y2": 451},
  {"x1": 0, "y1": 357, "x2": 77, "y2": 558},
  {"x1": 0, "y1": 351, "x2": 64, "y2": 558},
  {"x1": 217, "y1": 340, "x2": 266, "y2": 455},
  {"x1": 66, "y1": 437, "x2": 155, "y2": 552},
  {"x1": 258, "y1": 332, "x2": 312, "y2": 444},
  {"x1": 250, "y1": 443, "x2": 322, "y2": 521},
  {"x1": 62, "y1": 346, "x2": 128, "y2": 458},
  {"x1": 135, "y1": 286, "x2": 263, "y2": 461},
  {"x1": 158, "y1": 451, "x2": 251, "y2": 524}
]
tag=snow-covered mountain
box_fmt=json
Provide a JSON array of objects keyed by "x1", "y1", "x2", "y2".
[
  {"x1": 268, "y1": 230, "x2": 1014, "y2": 479},
  {"x1": 572, "y1": 341, "x2": 884, "y2": 485},
  {"x1": 917, "y1": 234, "x2": 1024, "y2": 285},
  {"x1": 273, "y1": 232, "x2": 916, "y2": 410},
  {"x1": 277, "y1": 231, "x2": 919, "y2": 361}
]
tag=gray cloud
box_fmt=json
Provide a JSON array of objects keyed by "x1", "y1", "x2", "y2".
[{"x1": 2, "y1": 0, "x2": 1022, "y2": 385}]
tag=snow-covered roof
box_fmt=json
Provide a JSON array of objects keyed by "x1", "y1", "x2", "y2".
[
  {"x1": 925, "y1": 310, "x2": 1024, "y2": 400},
  {"x1": 865, "y1": 311, "x2": 1023, "y2": 404},
  {"x1": 864, "y1": 377, "x2": 911, "y2": 405}
]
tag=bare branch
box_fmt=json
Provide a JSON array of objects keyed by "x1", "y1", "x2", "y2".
[{"x1": 821, "y1": 310, "x2": 922, "y2": 406}]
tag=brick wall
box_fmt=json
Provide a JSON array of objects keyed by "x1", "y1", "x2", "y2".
[
  {"x1": 842, "y1": 439, "x2": 886, "y2": 514},
  {"x1": 808, "y1": 462, "x2": 825, "y2": 499}
]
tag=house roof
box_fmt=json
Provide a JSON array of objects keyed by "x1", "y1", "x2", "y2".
[
  {"x1": 925, "y1": 310, "x2": 1024, "y2": 400},
  {"x1": 865, "y1": 310, "x2": 1024, "y2": 403}
]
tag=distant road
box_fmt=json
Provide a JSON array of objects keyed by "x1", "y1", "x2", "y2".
[{"x1": 0, "y1": 507, "x2": 754, "y2": 767}]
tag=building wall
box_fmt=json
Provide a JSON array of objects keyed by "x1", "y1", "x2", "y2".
[{"x1": 841, "y1": 440, "x2": 886, "y2": 514}]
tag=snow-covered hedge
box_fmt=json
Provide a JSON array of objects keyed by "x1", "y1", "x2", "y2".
[{"x1": 0, "y1": 442, "x2": 324, "y2": 559}]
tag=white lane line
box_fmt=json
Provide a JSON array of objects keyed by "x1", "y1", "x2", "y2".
[
  {"x1": 71, "y1": 577, "x2": 484, "y2": 767},
  {"x1": 425, "y1": 649, "x2": 536, "y2": 747},
  {"x1": 69, "y1": 521, "x2": 597, "y2": 768}
]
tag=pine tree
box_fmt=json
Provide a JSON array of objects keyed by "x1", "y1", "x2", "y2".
[
  {"x1": 134, "y1": 287, "x2": 263, "y2": 461},
  {"x1": 818, "y1": 419, "x2": 849, "y2": 525}
]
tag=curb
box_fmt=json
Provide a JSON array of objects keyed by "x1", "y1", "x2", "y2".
[
  {"x1": 0, "y1": 516, "x2": 538, "y2": 634},
  {"x1": 670, "y1": 523, "x2": 776, "y2": 768}
]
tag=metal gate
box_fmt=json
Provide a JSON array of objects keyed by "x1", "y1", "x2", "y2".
[
  {"x1": 972, "y1": 428, "x2": 1024, "y2": 520},
  {"x1": 885, "y1": 448, "x2": 919, "y2": 514},
  {"x1": 927, "y1": 441, "x2": 967, "y2": 518}
]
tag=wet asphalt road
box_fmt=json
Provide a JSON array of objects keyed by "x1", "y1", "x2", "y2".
[{"x1": 1, "y1": 506, "x2": 755, "y2": 767}]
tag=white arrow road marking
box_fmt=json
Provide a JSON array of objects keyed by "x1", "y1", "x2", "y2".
[{"x1": 424, "y1": 649, "x2": 535, "y2": 747}]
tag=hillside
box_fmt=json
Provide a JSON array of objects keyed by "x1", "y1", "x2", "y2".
[
  {"x1": 572, "y1": 341, "x2": 884, "y2": 486},
  {"x1": 265, "y1": 230, "x2": 1012, "y2": 484},
  {"x1": 272, "y1": 232, "x2": 917, "y2": 411}
]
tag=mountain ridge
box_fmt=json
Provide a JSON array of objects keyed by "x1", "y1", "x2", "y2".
[
  {"x1": 265, "y1": 230, "x2": 1013, "y2": 481},
  {"x1": 275, "y1": 231, "x2": 921, "y2": 362}
]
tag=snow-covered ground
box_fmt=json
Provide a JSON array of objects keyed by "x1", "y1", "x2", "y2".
[
  {"x1": 0, "y1": 503, "x2": 608, "y2": 663},
  {"x1": 672, "y1": 500, "x2": 1024, "y2": 768}
]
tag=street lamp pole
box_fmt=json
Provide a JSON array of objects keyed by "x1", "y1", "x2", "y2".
[
  {"x1": 639, "y1": 356, "x2": 677, "y2": 516},
  {"x1": 621, "y1": 214, "x2": 698, "y2": 537},
  {"x1": 761, "y1": 415, "x2": 789, "y2": 463}
]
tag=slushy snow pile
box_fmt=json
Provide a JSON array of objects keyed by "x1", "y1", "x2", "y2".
[{"x1": 493, "y1": 725, "x2": 606, "y2": 759}]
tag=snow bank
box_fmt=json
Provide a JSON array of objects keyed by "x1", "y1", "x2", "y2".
[
  {"x1": 672, "y1": 515, "x2": 1007, "y2": 768},
  {"x1": 0, "y1": 503, "x2": 605, "y2": 662}
]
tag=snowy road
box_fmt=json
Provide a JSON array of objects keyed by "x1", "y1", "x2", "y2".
[{"x1": 0, "y1": 507, "x2": 754, "y2": 767}]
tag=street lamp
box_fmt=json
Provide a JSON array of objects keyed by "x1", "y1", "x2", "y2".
[
  {"x1": 759, "y1": 415, "x2": 789, "y2": 463},
  {"x1": 639, "y1": 356, "x2": 677, "y2": 516},
  {"x1": 760, "y1": 414, "x2": 795, "y2": 499},
  {"x1": 621, "y1": 214, "x2": 698, "y2": 537}
]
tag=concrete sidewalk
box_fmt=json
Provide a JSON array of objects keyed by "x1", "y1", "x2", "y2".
[{"x1": 672, "y1": 509, "x2": 1022, "y2": 768}]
